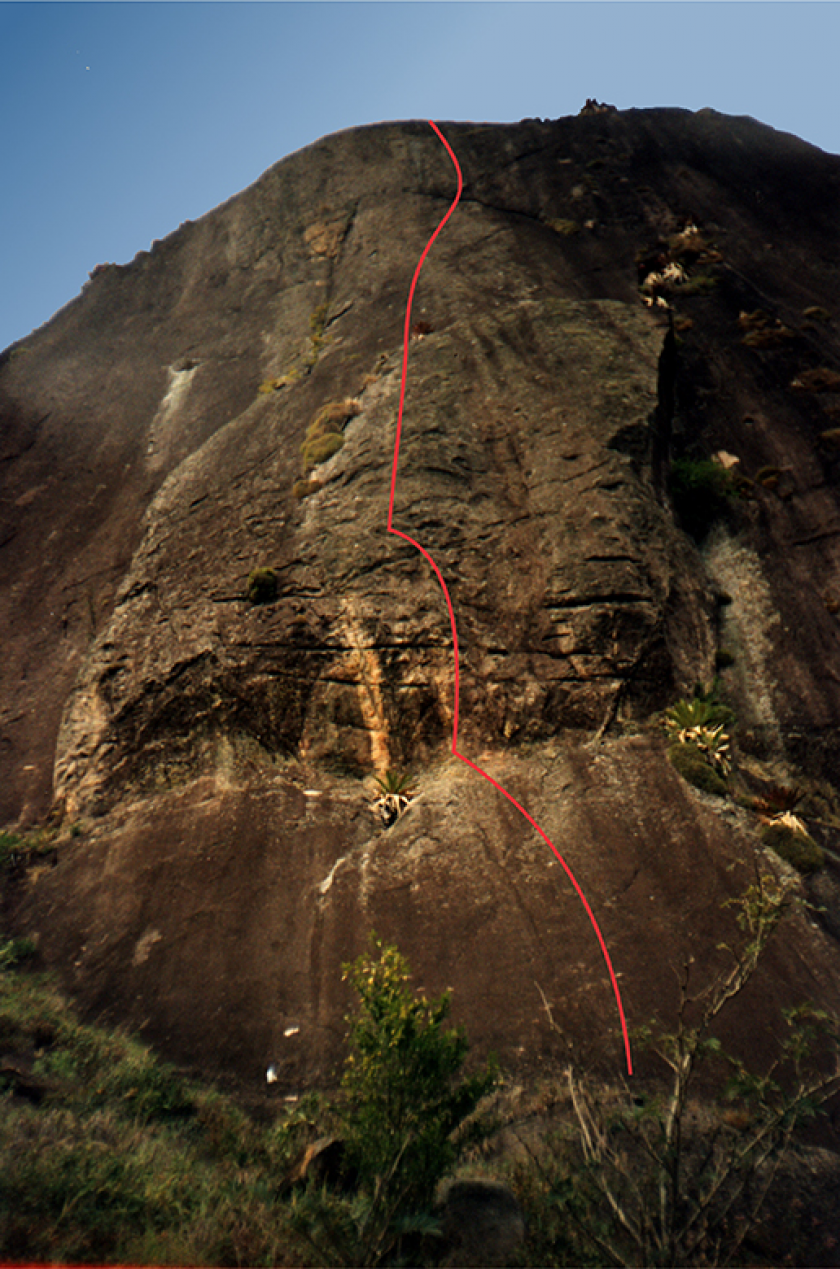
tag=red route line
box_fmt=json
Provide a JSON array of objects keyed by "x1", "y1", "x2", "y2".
[{"x1": 387, "y1": 120, "x2": 633, "y2": 1078}]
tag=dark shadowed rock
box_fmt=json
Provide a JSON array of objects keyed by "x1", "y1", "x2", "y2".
[{"x1": 437, "y1": 1178, "x2": 525, "y2": 1267}]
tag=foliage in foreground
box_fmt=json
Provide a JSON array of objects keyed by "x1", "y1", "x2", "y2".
[
  {"x1": 0, "y1": 968, "x2": 311, "y2": 1265},
  {"x1": 288, "y1": 935, "x2": 498, "y2": 1267},
  {"x1": 510, "y1": 870, "x2": 840, "y2": 1267}
]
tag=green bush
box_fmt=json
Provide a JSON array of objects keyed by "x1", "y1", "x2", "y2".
[
  {"x1": 668, "y1": 742, "x2": 728, "y2": 796},
  {"x1": 668, "y1": 457, "x2": 738, "y2": 541},
  {"x1": 289, "y1": 936, "x2": 497, "y2": 1266},
  {"x1": 340, "y1": 936, "x2": 497, "y2": 1209},
  {"x1": 0, "y1": 832, "x2": 25, "y2": 870},
  {"x1": 0, "y1": 937, "x2": 37, "y2": 970},
  {"x1": 761, "y1": 822, "x2": 824, "y2": 874},
  {"x1": 246, "y1": 567, "x2": 278, "y2": 605}
]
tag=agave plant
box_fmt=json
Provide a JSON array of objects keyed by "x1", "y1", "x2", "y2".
[
  {"x1": 371, "y1": 771, "x2": 416, "y2": 828},
  {"x1": 373, "y1": 770, "x2": 415, "y2": 797},
  {"x1": 664, "y1": 697, "x2": 732, "y2": 775},
  {"x1": 753, "y1": 784, "x2": 802, "y2": 817},
  {"x1": 664, "y1": 694, "x2": 731, "y2": 734},
  {"x1": 685, "y1": 723, "x2": 732, "y2": 775}
]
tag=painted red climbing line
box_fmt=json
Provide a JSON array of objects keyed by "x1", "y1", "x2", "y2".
[{"x1": 387, "y1": 120, "x2": 633, "y2": 1077}]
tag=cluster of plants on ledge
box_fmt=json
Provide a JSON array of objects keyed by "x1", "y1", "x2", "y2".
[
  {"x1": 294, "y1": 398, "x2": 361, "y2": 499},
  {"x1": 663, "y1": 686, "x2": 827, "y2": 874},
  {"x1": 664, "y1": 684, "x2": 734, "y2": 799}
]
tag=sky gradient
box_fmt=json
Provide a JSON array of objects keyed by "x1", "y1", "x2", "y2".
[{"x1": 2, "y1": 1, "x2": 839, "y2": 354}]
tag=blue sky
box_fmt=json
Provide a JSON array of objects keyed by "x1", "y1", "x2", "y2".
[{"x1": 2, "y1": 1, "x2": 839, "y2": 354}]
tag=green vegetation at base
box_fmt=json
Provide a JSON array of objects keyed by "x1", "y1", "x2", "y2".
[
  {"x1": 2, "y1": 895, "x2": 837, "y2": 1266},
  {"x1": 288, "y1": 935, "x2": 497, "y2": 1267},
  {"x1": 509, "y1": 872, "x2": 840, "y2": 1267},
  {"x1": 0, "y1": 968, "x2": 305, "y2": 1266}
]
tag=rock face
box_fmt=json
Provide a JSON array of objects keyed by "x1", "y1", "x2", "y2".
[{"x1": 2, "y1": 109, "x2": 840, "y2": 1096}]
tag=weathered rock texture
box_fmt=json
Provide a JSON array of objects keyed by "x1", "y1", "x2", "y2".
[{"x1": 2, "y1": 109, "x2": 840, "y2": 1102}]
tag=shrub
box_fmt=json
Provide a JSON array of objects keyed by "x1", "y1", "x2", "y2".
[
  {"x1": 668, "y1": 457, "x2": 738, "y2": 541},
  {"x1": 668, "y1": 743, "x2": 729, "y2": 797},
  {"x1": 301, "y1": 431, "x2": 344, "y2": 473},
  {"x1": 516, "y1": 873, "x2": 840, "y2": 1268},
  {"x1": 339, "y1": 937, "x2": 497, "y2": 1206},
  {"x1": 288, "y1": 937, "x2": 497, "y2": 1266},
  {"x1": 0, "y1": 937, "x2": 37, "y2": 969},
  {"x1": 246, "y1": 567, "x2": 278, "y2": 605},
  {"x1": 761, "y1": 822, "x2": 824, "y2": 874},
  {"x1": 0, "y1": 832, "x2": 25, "y2": 870}
]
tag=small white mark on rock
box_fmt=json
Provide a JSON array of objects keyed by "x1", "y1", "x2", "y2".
[
  {"x1": 284, "y1": 1025, "x2": 301, "y2": 1037},
  {"x1": 319, "y1": 856, "x2": 347, "y2": 896},
  {"x1": 303, "y1": 789, "x2": 322, "y2": 797},
  {"x1": 266, "y1": 1064, "x2": 278, "y2": 1084},
  {"x1": 132, "y1": 927, "x2": 162, "y2": 967}
]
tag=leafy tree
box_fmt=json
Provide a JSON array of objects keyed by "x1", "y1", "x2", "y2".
[{"x1": 289, "y1": 935, "x2": 497, "y2": 1266}]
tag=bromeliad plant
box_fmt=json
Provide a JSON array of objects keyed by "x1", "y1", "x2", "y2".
[{"x1": 664, "y1": 696, "x2": 733, "y2": 775}]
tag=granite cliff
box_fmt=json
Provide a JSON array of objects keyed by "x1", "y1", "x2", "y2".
[{"x1": 2, "y1": 108, "x2": 840, "y2": 1105}]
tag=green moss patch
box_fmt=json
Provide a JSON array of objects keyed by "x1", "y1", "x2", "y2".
[
  {"x1": 292, "y1": 477, "x2": 323, "y2": 501},
  {"x1": 301, "y1": 431, "x2": 344, "y2": 472},
  {"x1": 668, "y1": 742, "x2": 728, "y2": 797},
  {"x1": 246, "y1": 567, "x2": 278, "y2": 605},
  {"x1": 760, "y1": 822, "x2": 824, "y2": 874},
  {"x1": 298, "y1": 399, "x2": 359, "y2": 476}
]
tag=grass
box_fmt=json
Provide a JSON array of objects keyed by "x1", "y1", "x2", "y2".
[
  {"x1": 0, "y1": 965, "x2": 313, "y2": 1265},
  {"x1": 0, "y1": 830, "x2": 54, "y2": 872}
]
